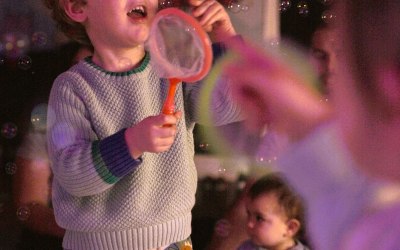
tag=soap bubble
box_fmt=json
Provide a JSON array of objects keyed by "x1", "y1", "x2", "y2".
[
  {"x1": 321, "y1": 10, "x2": 337, "y2": 24},
  {"x1": 319, "y1": 0, "x2": 333, "y2": 5},
  {"x1": 159, "y1": 0, "x2": 174, "y2": 9},
  {"x1": 280, "y1": 0, "x2": 291, "y2": 12},
  {"x1": 228, "y1": 2, "x2": 241, "y2": 13},
  {"x1": 1, "y1": 122, "x2": 18, "y2": 139},
  {"x1": 4, "y1": 162, "x2": 18, "y2": 175},
  {"x1": 297, "y1": 1, "x2": 310, "y2": 17},
  {"x1": 31, "y1": 103, "x2": 48, "y2": 132},
  {"x1": 31, "y1": 32, "x2": 48, "y2": 47},
  {"x1": 16, "y1": 205, "x2": 31, "y2": 221},
  {"x1": 17, "y1": 55, "x2": 32, "y2": 70},
  {"x1": 214, "y1": 219, "x2": 231, "y2": 237}
]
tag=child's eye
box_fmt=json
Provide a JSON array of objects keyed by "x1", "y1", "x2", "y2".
[{"x1": 256, "y1": 215, "x2": 264, "y2": 222}]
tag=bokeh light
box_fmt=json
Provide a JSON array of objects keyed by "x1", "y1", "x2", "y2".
[{"x1": 1, "y1": 32, "x2": 30, "y2": 59}]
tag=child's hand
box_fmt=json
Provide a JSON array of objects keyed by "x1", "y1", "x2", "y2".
[
  {"x1": 125, "y1": 111, "x2": 182, "y2": 159},
  {"x1": 187, "y1": 0, "x2": 237, "y2": 42}
]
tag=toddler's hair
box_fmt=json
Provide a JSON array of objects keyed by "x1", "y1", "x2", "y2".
[
  {"x1": 249, "y1": 172, "x2": 307, "y2": 240},
  {"x1": 42, "y1": 0, "x2": 92, "y2": 47}
]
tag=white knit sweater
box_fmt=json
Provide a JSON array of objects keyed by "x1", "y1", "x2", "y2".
[{"x1": 47, "y1": 52, "x2": 242, "y2": 250}]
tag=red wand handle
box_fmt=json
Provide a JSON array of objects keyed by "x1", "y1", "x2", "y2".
[{"x1": 162, "y1": 78, "x2": 181, "y2": 115}]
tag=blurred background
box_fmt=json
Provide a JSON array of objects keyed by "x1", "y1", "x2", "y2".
[{"x1": 0, "y1": 0, "x2": 330, "y2": 249}]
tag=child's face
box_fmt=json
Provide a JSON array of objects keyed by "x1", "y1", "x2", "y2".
[
  {"x1": 83, "y1": 0, "x2": 159, "y2": 49},
  {"x1": 245, "y1": 193, "x2": 293, "y2": 249}
]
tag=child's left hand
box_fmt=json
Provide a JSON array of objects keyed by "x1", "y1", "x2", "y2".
[{"x1": 187, "y1": 0, "x2": 237, "y2": 42}]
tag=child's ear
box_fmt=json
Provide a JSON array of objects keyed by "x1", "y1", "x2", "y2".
[
  {"x1": 286, "y1": 219, "x2": 301, "y2": 237},
  {"x1": 63, "y1": 0, "x2": 87, "y2": 23}
]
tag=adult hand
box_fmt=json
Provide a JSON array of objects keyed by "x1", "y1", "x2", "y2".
[
  {"x1": 224, "y1": 40, "x2": 332, "y2": 142},
  {"x1": 187, "y1": 0, "x2": 236, "y2": 42}
]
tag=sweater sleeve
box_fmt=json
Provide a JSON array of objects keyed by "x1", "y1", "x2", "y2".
[
  {"x1": 276, "y1": 123, "x2": 378, "y2": 250},
  {"x1": 47, "y1": 75, "x2": 142, "y2": 197}
]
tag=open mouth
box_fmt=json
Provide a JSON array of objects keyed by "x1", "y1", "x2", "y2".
[{"x1": 127, "y1": 5, "x2": 147, "y2": 19}]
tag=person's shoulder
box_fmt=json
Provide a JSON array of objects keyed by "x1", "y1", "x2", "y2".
[
  {"x1": 52, "y1": 61, "x2": 90, "y2": 87},
  {"x1": 293, "y1": 240, "x2": 311, "y2": 250}
]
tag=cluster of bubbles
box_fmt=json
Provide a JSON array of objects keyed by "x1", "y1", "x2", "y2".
[
  {"x1": 280, "y1": 0, "x2": 336, "y2": 22},
  {"x1": 158, "y1": 0, "x2": 251, "y2": 13},
  {"x1": 0, "y1": 31, "x2": 48, "y2": 70},
  {"x1": 226, "y1": 0, "x2": 250, "y2": 13}
]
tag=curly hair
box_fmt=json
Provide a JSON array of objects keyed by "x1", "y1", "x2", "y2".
[
  {"x1": 248, "y1": 173, "x2": 307, "y2": 241},
  {"x1": 42, "y1": 0, "x2": 92, "y2": 47}
]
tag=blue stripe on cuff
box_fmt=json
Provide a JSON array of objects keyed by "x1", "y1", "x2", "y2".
[{"x1": 97, "y1": 128, "x2": 142, "y2": 178}]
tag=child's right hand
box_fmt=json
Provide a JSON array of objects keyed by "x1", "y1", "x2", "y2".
[{"x1": 125, "y1": 111, "x2": 182, "y2": 159}]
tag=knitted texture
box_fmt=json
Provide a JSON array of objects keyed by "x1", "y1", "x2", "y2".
[{"x1": 47, "y1": 52, "x2": 219, "y2": 250}]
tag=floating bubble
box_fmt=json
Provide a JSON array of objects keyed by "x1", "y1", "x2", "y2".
[
  {"x1": 241, "y1": 4, "x2": 249, "y2": 12},
  {"x1": 266, "y1": 38, "x2": 280, "y2": 48},
  {"x1": 280, "y1": 0, "x2": 291, "y2": 12},
  {"x1": 228, "y1": 2, "x2": 241, "y2": 13},
  {"x1": 319, "y1": 0, "x2": 332, "y2": 5},
  {"x1": 17, "y1": 55, "x2": 32, "y2": 70},
  {"x1": 321, "y1": 10, "x2": 337, "y2": 24},
  {"x1": 297, "y1": 1, "x2": 310, "y2": 17},
  {"x1": 4, "y1": 162, "x2": 17, "y2": 175},
  {"x1": 198, "y1": 142, "x2": 211, "y2": 153},
  {"x1": 218, "y1": 166, "x2": 227, "y2": 174},
  {"x1": 1, "y1": 122, "x2": 18, "y2": 139},
  {"x1": 31, "y1": 103, "x2": 48, "y2": 132},
  {"x1": 214, "y1": 219, "x2": 231, "y2": 237},
  {"x1": 31, "y1": 32, "x2": 48, "y2": 47},
  {"x1": 0, "y1": 56, "x2": 4, "y2": 66},
  {"x1": 158, "y1": 0, "x2": 175, "y2": 9},
  {"x1": 16, "y1": 205, "x2": 31, "y2": 221}
]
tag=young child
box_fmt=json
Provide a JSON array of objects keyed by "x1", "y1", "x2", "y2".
[
  {"x1": 42, "y1": 0, "x2": 240, "y2": 249},
  {"x1": 238, "y1": 173, "x2": 309, "y2": 250}
]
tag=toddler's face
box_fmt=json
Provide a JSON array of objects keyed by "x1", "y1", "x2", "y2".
[
  {"x1": 245, "y1": 193, "x2": 292, "y2": 248},
  {"x1": 84, "y1": 0, "x2": 159, "y2": 48}
]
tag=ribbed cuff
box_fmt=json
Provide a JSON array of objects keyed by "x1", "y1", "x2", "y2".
[{"x1": 92, "y1": 129, "x2": 142, "y2": 184}]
